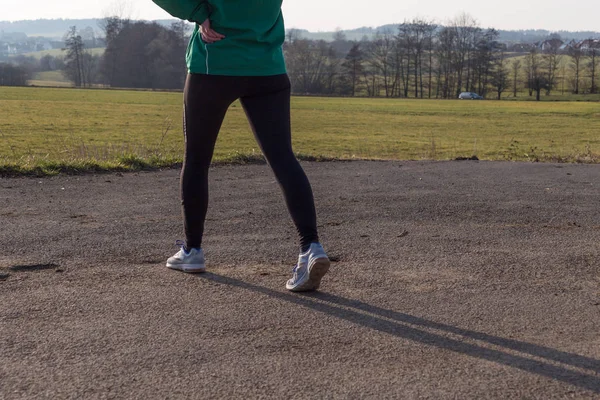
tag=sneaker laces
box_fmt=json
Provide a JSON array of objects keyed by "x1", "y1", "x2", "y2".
[
  {"x1": 175, "y1": 239, "x2": 188, "y2": 254},
  {"x1": 290, "y1": 264, "x2": 300, "y2": 280}
]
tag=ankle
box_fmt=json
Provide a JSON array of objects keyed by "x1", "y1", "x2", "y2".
[
  {"x1": 184, "y1": 246, "x2": 201, "y2": 254},
  {"x1": 300, "y1": 242, "x2": 319, "y2": 253}
]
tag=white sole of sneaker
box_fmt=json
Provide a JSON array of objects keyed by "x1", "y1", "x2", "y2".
[
  {"x1": 289, "y1": 257, "x2": 330, "y2": 292},
  {"x1": 166, "y1": 263, "x2": 206, "y2": 273}
]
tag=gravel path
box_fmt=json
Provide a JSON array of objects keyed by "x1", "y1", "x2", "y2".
[{"x1": 1, "y1": 161, "x2": 599, "y2": 399}]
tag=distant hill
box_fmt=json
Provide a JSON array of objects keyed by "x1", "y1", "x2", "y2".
[
  {"x1": 1, "y1": 18, "x2": 599, "y2": 43},
  {"x1": 303, "y1": 24, "x2": 600, "y2": 43},
  {"x1": 0, "y1": 18, "x2": 177, "y2": 39}
]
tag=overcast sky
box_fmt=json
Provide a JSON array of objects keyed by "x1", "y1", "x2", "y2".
[{"x1": 1, "y1": 0, "x2": 599, "y2": 32}]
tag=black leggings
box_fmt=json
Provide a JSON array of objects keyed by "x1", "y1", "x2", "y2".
[{"x1": 181, "y1": 73, "x2": 319, "y2": 251}]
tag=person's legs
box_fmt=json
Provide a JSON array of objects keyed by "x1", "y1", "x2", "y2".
[
  {"x1": 239, "y1": 74, "x2": 319, "y2": 251},
  {"x1": 181, "y1": 74, "x2": 239, "y2": 249},
  {"x1": 168, "y1": 74, "x2": 241, "y2": 272},
  {"x1": 240, "y1": 74, "x2": 329, "y2": 291}
]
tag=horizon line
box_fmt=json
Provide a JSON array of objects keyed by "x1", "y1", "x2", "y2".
[{"x1": 1, "y1": 17, "x2": 600, "y2": 35}]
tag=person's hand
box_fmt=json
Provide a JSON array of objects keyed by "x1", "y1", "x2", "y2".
[{"x1": 200, "y1": 19, "x2": 225, "y2": 43}]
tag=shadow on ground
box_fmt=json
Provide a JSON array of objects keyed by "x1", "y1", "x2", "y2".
[{"x1": 199, "y1": 272, "x2": 600, "y2": 394}]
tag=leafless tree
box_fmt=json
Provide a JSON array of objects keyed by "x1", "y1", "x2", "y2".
[
  {"x1": 285, "y1": 39, "x2": 331, "y2": 94},
  {"x1": 490, "y1": 48, "x2": 509, "y2": 99},
  {"x1": 396, "y1": 22, "x2": 414, "y2": 98},
  {"x1": 525, "y1": 48, "x2": 546, "y2": 101},
  {"x1": 424, "y1": 22, "x2": 438, "y2": 98},
  {"x1": 510, "y1": 58, "x2": 521, "y2": 97},
  {"x1": 367, "y1": 30, "x2": 395, "y2": 97},
  {"x1": 360, "y1": 46, "x2": 380, "y2": 97},
  {"x1": 63, "y1": 26, "x2": 87, "y2": 86},
  {"x1": 523, "y1": 50, "x2": 535, "y2": 97},
  {"x1": 435, "y1": 26, "x2": 456, "y2": 98},
  {"x1": 586, "y1": 44, "x2": 599, "y2": 94},
  {"x1": 568, "y1": 46, "x2": 583, "y2": 94},
  {"x1": 323, "y1": 45, "x2": 341, "y2": 94},
  {"x1": 450, "y1": 13, "x2": 480, "y2": 97},
  {"x1": 406, "y1": 18, "x2": 436, "y2": 98},
  {"x1": 472, "y1": 29, "x2": 499, "y2": 97},
  {"x1": 542, "y1": 39, "x2": 563, "y2": 95}
]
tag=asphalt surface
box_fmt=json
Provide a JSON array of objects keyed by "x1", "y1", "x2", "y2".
[{"x1": 1, "y1": 160, "x2": 599, "y2": 399}]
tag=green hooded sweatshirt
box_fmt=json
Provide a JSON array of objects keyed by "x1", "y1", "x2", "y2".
[{"x1": 152, "y1": 0, "x2": 286, "y2": 76}]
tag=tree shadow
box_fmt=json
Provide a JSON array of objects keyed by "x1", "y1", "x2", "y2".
[{"x1": 197, "y1": 272, "x2": 600, "y2": 394}]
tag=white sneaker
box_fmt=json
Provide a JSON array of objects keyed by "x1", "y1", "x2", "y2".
[
  {"x1": 286, "y1": 243, "x2": 330, "y2": 292},
  {"x1": 166, "y1": 240, "x2": 206, "y2": 273}
]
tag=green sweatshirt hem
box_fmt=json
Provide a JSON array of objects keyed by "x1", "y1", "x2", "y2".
[{"x1": 186, "y1": 67, "x2": 287, "y2": 76}]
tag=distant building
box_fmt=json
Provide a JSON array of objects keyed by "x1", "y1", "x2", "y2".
[
  {"x1": 559, "y1": 39, "x2": 577, "y2": 51},
  {"x1": 577, "y1": 38, "x2": 600, "y2": 50},
  {"x1": 535, "y1": 38, "x2": 563, "y2": 51}
]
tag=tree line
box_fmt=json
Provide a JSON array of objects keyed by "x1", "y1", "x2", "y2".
[
  {"x1": 59, "y1": 19, "x2": 187, "y2": 89},
  {"x1": 1, "y1": 13, "x2": 598, "y2": 100},
  {"x1": 286, "y1": 15, "x2": 600, "y2": 99},
  {"x1": 0, "y1": 20, "x2": 188, "y2": 89}
]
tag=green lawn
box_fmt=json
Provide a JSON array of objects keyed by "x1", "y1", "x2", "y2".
[
  {"x1": 29, "y1": 71, "x2": 73, "y2": 87},
  {"x1": 19, "y1": 47, "x2": 106, "y2": 60},
  {"x1": 1, "y1": 86, "x2": 599, "y2": 175}
]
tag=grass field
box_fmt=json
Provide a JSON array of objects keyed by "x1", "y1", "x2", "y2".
[
  {"x1": 1, "y1": 86, "x2": 599, "y2": 175},
  {"x1": 19, "y1": 47, "x2": 106, "y2": 60},
  {"x1": 28, "y1": 71, "x2": 73, "y2": 87}
]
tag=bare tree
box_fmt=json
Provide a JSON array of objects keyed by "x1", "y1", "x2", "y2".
[
  {"x1": 360, "y1": 42, "x2": 379, "y2": 97},
  {"x1": 586, "y1": 43, "x2": 599, "y2": 94},
  {"x1": 510, "y1": 58, "x2": 521, "y2": 97},
  {"x1": 396, "y1": 22, "x2": 414, "y2": 98},
  {"x1": 435, "y1": 26, "x2": 457, "y2": 98},
  {"x1": 402, "y1": 19, "x2": 428, "y2": 98},
  {"x1": 81, "y1": 53, "x2": 100, "y2": 86},
  {"x1": 102, "y1": 0, "x2": 136, "y2": 21},
  {"x1": 450, "y1": 13, "x2": 480, "y2": 97},
  {"x1": 323, "y1": 44, "x2": 341, "y2": 94},
  {"x1": 367, "y1": 30, "x2": 395, "y2": 97},
  {"x1": 98, "y1": 0, "x2": 133, "y2": 41},
  {"x1": 285, "y1": 39, "x2": 330, "y2": 94},
  {"x1": 424, "y1": 22, "x2": 438, "y2": 98},
  {"x1": 525, "y1": 48, "x2": 546, "y2": 101},
  {"x1": 490, "y1": 48, "x2": 508, "y2": 99},
  {"x1": 63, "y1": 26, "x2": 86, "y2": 86},
  {"x1": 542, "y1": 38, "x2": 563, "y2": 95},
  {"x1": 568, "y1": 46, "x2": 583, "y2": 94},
  {"x1": 523, "y1": 49, "x2": 535, "y2": 97},
  {"x1": 472, "y1": 29, "x2": 499, "y2": 97},
  {"x1": 392, "y1": 34, "x2": 409, "y2": 98},
  {"x1": 407, "y1": 19, "x2": 436, "y2": 98}
]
